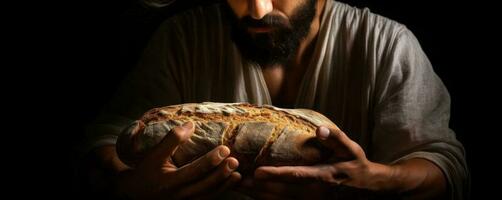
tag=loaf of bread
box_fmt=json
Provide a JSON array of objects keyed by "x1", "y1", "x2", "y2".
[{"x1": 117, "y1": 102, "x2": 337, "y2": 173}]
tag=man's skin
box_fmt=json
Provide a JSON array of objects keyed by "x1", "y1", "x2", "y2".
[
  {"x1": 94, "y1": 0, "x2": 448, "y2": 199},
  {"x1": 96, "y1": 122, "x2": 241, "y2": 199}
]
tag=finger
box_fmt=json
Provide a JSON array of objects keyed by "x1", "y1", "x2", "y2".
[
  {"x1": 194, "y1": 171, "x2": 242, "y2": 200},
  {"x1": 317, "y1": 126, "x2": 361, "y2": 160},
  {"x1": 332, "y1": 161, "x2": 356, "y2": 180},
  {"x1": 176, "y1": 157, "x2": 239, "y2": 198},
  {"x1": 254, "y1": 165, "x2": 340, "y2": 185},
  {"x1": 173, "y1": 145, "x2": 232, "y2": 184},
  {"x1": 152, "y1": 121, "x2": 195, "y2": 158}
]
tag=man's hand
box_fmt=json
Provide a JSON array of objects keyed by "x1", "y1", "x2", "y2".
[
  {"x1": 241, "y1": 126, "x2": 447, "y2": 199},
  {"x1": 250, "y1": 126, "x2": 395, "y2": 191},
  {"x1": 117, "y1": 121, "x2": 242, "y2": 200},
  {"x1": 238, "y1": 126, "x2": 392, "y2": 199}
]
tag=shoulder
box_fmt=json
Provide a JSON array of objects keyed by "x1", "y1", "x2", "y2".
[
  {"x1": 327, "y1": 1, "x2": 411, "y2": 51},
  {"x1": 145, "y1": 3, "x2": 232, "y2": 61},
  {"x1": 322, "y1": 1, "x2": 426, "y2": 73},
  {"x1": 164, "y1": 4, "x2": 224, "y2": 28},
  {"x1": 332, "y1": 1, "x2": 407, "y2": 35},
  {"x1": 154, "y1": 3, "x2": 228, "y2": 39}
]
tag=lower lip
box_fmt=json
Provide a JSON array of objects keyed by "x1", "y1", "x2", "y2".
[{"x1": 247, "y1": 27, "x2": 273, "y2": 33}]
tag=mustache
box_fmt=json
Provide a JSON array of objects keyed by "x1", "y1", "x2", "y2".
[{"x1": 239, "y1": 15, "x2": 291, "y2": 28}]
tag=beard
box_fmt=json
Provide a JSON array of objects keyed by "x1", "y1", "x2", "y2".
[{"x1": 222, "y1": 0, "x2": 317, "y2": 66}]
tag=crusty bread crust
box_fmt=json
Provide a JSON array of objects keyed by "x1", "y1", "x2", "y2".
[{"x1": 117, "y1": 102, "x2": 337, "y2": 173}]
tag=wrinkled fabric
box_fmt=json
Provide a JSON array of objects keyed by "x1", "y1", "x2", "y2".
[{"x1": 86, "y1": 0, "x2": 468, "y2": 198}]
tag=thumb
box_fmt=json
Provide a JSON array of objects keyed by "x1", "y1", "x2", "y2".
[
  {"x1": 154, "y1": 121, "x2": 195, "y2": 158},
  {"x1": 316, "y1": 126, "x2": 358, "y2": 161}
]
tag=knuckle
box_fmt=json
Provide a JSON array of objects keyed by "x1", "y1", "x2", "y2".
[
  {"x1": 325, "y1": 174, "x2": 339, "y2": 186},
  {"x1": 356, "y1": 148, "x2": 364, "y2": 156},
  {"x1": 326, "y1": 165, "x2": 337, "y2": 175},
  {"x1": 320, "y1": 167, "x2": 338, "y2": 184},
  {"x1": 292, "y1": 170, "x2": 304, "y2": 178},
  {"x1": 352, "y1": 144, "x2": 365, "y2": 156}
]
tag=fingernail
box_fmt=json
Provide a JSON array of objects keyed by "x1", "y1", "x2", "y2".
[
  {"x1": 318, "y1": 127, "x2": 330, "y2": 140},
  {"x1": 219, "y1": 146, "x2": 230, "y2": 159},
  {"x1": 227, "y1": 159, "x2": 238, "y2": 170},
  {"x1": 182, "y1": 121, "x2": 193, "y2": 130}
]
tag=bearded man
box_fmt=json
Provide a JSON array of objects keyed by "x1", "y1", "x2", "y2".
[{"x1": 85, "y1": 0, "x2": 469, "y2": 199}]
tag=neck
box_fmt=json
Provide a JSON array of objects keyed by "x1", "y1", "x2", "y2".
[
  {"x1": 292, "y1": 0, "x2": 326, "y2": 68},
  {"x1": 261, "y1": 0, "x2": 327, "y2": 107}
]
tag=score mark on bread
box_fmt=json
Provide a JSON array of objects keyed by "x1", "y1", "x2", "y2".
[{"x1": 117, "y1": 102, "x2": 337, "y2": 173}]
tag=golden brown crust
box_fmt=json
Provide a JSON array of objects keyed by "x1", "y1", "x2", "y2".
[{"x1": 117, "y1": 102, "x2": 337, "y2": 172}]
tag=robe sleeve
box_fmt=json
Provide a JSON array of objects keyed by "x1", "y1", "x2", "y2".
[{"x1": 371, "y1": 27, "x2": 469, "y2": 199}]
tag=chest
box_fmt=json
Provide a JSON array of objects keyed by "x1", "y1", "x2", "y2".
[{"x1": 261, "y1": 66, "x2": 305, "y2": 108}]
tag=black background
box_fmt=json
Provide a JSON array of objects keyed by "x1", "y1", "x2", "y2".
[{"x1": 23, "y1": 0, "x2": 497, "y2": 198}]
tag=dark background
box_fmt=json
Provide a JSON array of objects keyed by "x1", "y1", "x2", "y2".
[{"x1": 50, "y1": 0, "x2": 497, "y2": 198}]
